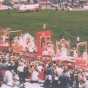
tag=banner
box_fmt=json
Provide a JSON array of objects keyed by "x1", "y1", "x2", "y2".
[
  {"x1": 36, "y1": 31, "x2": 53, "y2": 56},
  {"x1": 75, "y1": 57, "x2": 88, "y2": 70}
]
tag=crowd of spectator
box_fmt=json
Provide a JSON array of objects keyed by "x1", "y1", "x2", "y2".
[{"x1": 0, "y1": 27, "x2": 88, "y2": 88}]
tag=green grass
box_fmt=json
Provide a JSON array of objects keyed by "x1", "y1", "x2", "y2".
[{"x1": 0, "y1": 10, "x2": 88, "y2": 42}]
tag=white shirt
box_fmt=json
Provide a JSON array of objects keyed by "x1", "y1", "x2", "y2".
[
  {"x1": 31, "y1": 70, "x2": 39, "y2": 81},
  {"x1": 4, "y1": 70, "x2": 13, "y2": 86},
  {"x1": 84, "y1": 80, "x2": 88, "y2": 88},
  {"x1": 56, "y1": 67, "x2": 63, "y2": 77},
  {"x1": 48, "y1": 75, "x2": 52, "y2": 80},
  {"x1": 17, "y1": 65, "x2": 24, "y2": 72},
  {"x1": 0, "y1": 84, "x2": 11, "y2": 88},
  {"x1": 37, "y1": 65, "x2": 43, "y2": 72}
]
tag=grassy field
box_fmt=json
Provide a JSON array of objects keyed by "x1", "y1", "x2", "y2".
[{"x1": 0, "y1": 10, "x2": 88, "y2": 42}]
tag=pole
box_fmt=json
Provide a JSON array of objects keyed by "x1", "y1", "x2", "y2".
[{"x1": 45, "y1": 0, "x2": 47, "y2": 9}]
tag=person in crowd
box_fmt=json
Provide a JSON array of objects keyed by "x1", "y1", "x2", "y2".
[
  {"x1": 3, "y1": 66, "x2": 13, "y2": 87},
  {"x1": 52, "y1": 64, "x2": 59, "y2": 88},
  {"x1": 38, "y1": 64, "x2": 46, "y2": 83},
  {"x1": 59, "y1": 66, "x2": 72, "y2": 88},
  {"x1": 73, "y1": 70, "x2": 80, "y2": 88},
  {"x1": 82, "y1": 76, "x2": 88, "y2": 88},
  {"x1": 17, "y1": 59, "x2": 26, "y2": 84},
  {"x1": 44, "y1": 63, "x2": 54, "y2": 88},
  {"x1": 0, "y1": 67, "x2": 5, "y2": 87},
  {"x1": 31, "y1": 67, "x2": 39, "y2": 83}
]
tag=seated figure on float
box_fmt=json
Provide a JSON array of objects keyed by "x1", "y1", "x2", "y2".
[{"x1": 55, "y1": 37, "x2": 70, "y2": 60}]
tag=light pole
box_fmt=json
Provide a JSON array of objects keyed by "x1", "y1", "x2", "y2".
[{"x1": 45, "y1": 0, "x2": 48, "y2": 9}]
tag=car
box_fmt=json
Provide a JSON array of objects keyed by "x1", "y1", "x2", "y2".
[
  {"x1": 0, "y1": 4, "x2": 12, "y2": 11},
  {"x1": 83, "y1": 5, "x2": 88, "y2": 9},
  {"x1": 17, "y1": 4, "x2": 40, "y2": 12}
]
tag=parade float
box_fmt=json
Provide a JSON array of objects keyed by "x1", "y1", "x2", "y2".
[{"x1": 0, "y1": 26, "x2": 88, "y2": 71}]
